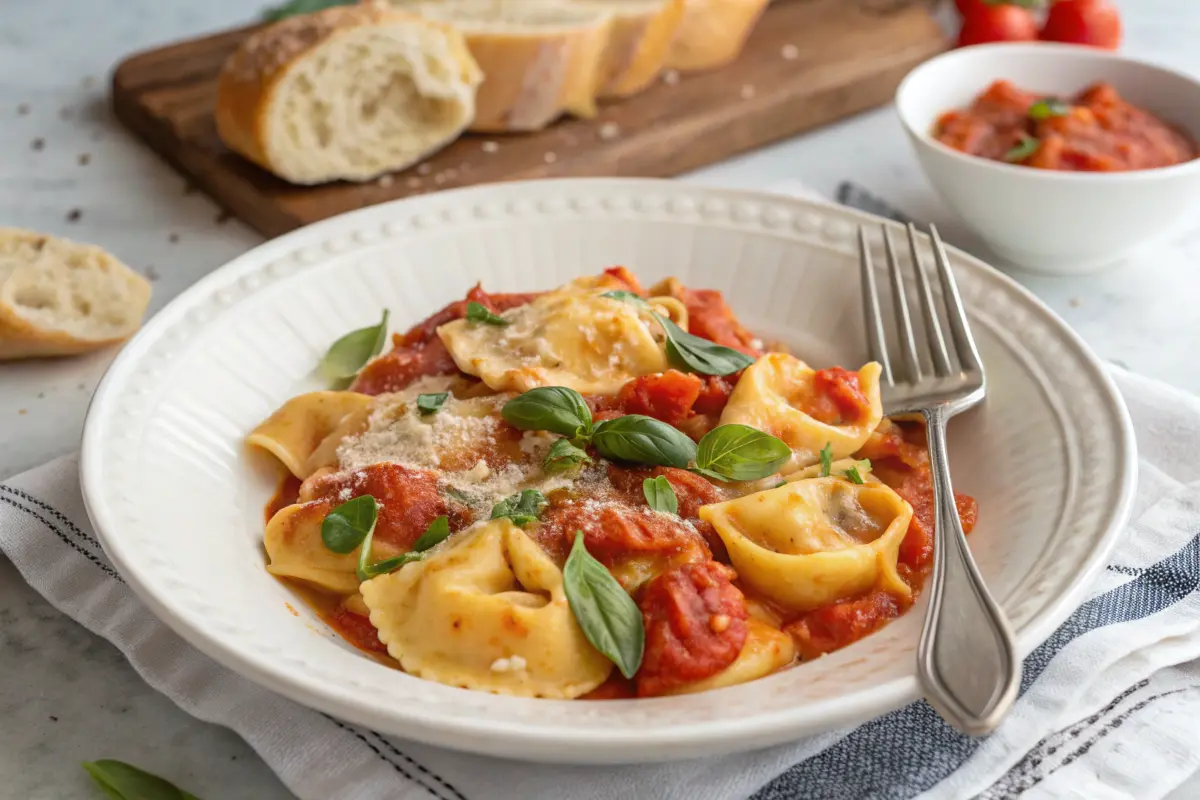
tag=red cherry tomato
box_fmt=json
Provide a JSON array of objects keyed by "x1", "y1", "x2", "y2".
[
  {"x1": 1041, "y1": 0, "x2": 1122, "y2": 50},
  {"x1": 957, "y1": 5, "x2": 1039, "y2": 47}
]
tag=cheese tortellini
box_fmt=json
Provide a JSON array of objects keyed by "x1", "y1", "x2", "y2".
[
  {"x1": 664, "y1": 620, "x2": 796, "y2": 696},
  {"x1": 360, "y1": 519, "x2": 613, "y2": 698},
  {"x1": 699, "y1": 476, "x2": 912, "y2": 613},
  {"x1": 719, "y1": 353, "x2": 883, "y2": 472},
  {"x1": 247, "y1": 391, "x2": 373, "y2": 479},
  {"x1": 437, "y1": 278, "x2": 672, "y2": 396}
]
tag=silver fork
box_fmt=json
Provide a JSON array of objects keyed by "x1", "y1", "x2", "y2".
[{"x1": 859, "y1": 223, "x2": 1021, "y2": 736}]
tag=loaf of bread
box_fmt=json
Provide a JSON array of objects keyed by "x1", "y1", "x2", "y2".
[
  {"x1": 216, "y1": 4, "x2": 482, "y2": 184},
  {"x1": 391, "y1": 1, "x2": 615, "y2": 132},
  {"x1": 574, "y1": 0, "x2": 684, "y2": 98},
  {"x1": 0, "y1": 229, "x2": 151, "y2": 360},
  {"x1": 668, "y1": 0, "x2": 769, "y2": 72}
]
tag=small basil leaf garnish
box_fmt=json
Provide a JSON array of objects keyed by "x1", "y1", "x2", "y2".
[
  {"x1": 490, "y1": 489, "x2": 548, "y2": 526},
  {"x1": 319, "y1": 309, "x2": 389, "y2": 385},
  {"x1": 843, "y1": 466, "x2": 866, "y2": 485},
  {"x1": 1028, "y1": 98, "x2": 1071, "y2": 120},
  {"x1": 563, "y1": 532, "x2": 645, "y2": 679},
  {"x1": 264, "y1": 0, "x2": 353, "y2": 22},
  {"x1": 416, "y1": 392, "x2": 449, "y2": 415},
  {"x1": 591, "y1": 414, "x2": 697, "y2": 469},
  {"x1": 82, "y1": 760, "x2": 200, "y2": 800},
  {"x1": 465, "y1": 301, "x2": 511, "y2": 326},
  {"x1": 818, "y1": 442, "x2": 833, "y2": 478},
  {"x1": 358, "y1": 551, "x2": 423, "y2": 581},
  {"x1": 659, "y1": 316, "x2": 755, "y2": 377},
  {"x1": 692, "y1": 466, "x2": 727, "y2": 483},
  {"x1": 774, "y1": 478, "x2": 788, "y2": 489},
  {"x1": 501, "y1": 386, "x2": 594, "y2": 440},
  {"x1": 544, "y1": 438, "x2": 592, "y2": 473},
  {"x1": 321, "y1": 495, "x2": 378, "y2": 554},
  {"x1": 411, "y1": 515, "x2": 450, "y2": 552},
  {"x1": 694, "y1": 424, "x2": 791, "y2": 482},
  {"x1": 642, "y1": 475, "x2": 678, "y2": 515},
  {"x1": 600, "y1": 290, "x2": 651, "y2": 309},
  {"x1": 1005, "y1": 134, "x2": 1040, "y2": 163}
]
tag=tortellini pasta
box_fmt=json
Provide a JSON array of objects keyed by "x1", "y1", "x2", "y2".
[
  {"x1": 360, "y1": 519, "x2": 613, "y2": 698},
  {"x1": 719, "y1": 353, "x2": 883, "y2": 472},
  {"x1": 247, "y1": 391, "x2": 373, "y2": 479},
  {"x1": 263, "y1": 499, "x2": 401, "y2": 595},
  {"x1": 663, "y1": 620, "x2": 796, "y2": 696},
  {"x1": 699, "y1": 476, "x2": 912, "y2": 613},
  {"x1": 437, "y1": 280, "x2": 670, "y2": 396}
]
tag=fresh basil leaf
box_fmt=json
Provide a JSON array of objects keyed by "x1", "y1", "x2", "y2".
[
  {"x1": 1004, "y1": 134, "x2": 1040, "y2": 163},
  {"x1": 411, "y1": 515, "x2": 450, "y2": 552},
  {"x1": 691, "y1": 466, "x2": 727, "y2": 483},
  {"x1": 774, "y1": 478, "x2": 788, "y2": 488},
  {"x1": 544, "y1": 438, "x2": 592, "y2": 473},
  {"x1": 358, "y1": 551, "x2": 423, "y2": 581},
  {"x1": 659, "y1": 316, "x2": 754, "y2": 377},
  {"x1": 818, "y1": 443, "x2": 833, "y2": 478},
  {"x1": 591, "y1": 415, "x2": 697, "y2": 469},
  {"x1": 321, "y1": 495, "x2": 377, "y2": 554},
  {"x1": 563, "y1": 532, "x2": 645, "y2": 679},
  {"x1": 600, "y1": 290, "x2": 651, "y2": 310},
  {"x1": 694, "y1": 424, "x2": 791, "y2": 482},
  {"x1": 502, "y1": 387, "x2": 594, "y2": 440},
  {"x1": 416, "y1": 392, "x2": 449, "y2": 415},
  {"x1": 642, "y1": 475, "x2": 678, "y2": 515},
  {"x1": 490, "y1": 489, "x2": 548, "y2": 526},
  {"x1": 1028, "y1": 98, "x2": 1071, "y2": 120},
  {"x1": 843, "y1": 466, "x2": 866, "y2": 485},
  {"x1": 465, "y1": 301, "x2": 510, "y2": 326},
  {"x1": 263, "y1": 0, "x2": 353, "y2": 21},
  {"x1": 82, "y1": 760, "x2": 200, "y2": 800},
  {"x1": 318, "y1": 310, "x2": 389, "y2": 384}
]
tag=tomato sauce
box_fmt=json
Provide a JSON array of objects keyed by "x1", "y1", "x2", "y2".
[
  {"x1": 935, "y1": 80, "x2": 1197, "y2": 171},
  {"x1": 804, "y1": 367, "x2": 872, "y2": 426},
  {"x1": 264, "y1": 473, "x2": 302, "y2": 523}
]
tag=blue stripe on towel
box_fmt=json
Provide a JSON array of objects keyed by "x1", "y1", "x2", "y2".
[{"x1": 752, "y1": 533, "x2": 1200, "y2": 800}]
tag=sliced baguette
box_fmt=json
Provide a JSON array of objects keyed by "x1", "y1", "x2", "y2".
[
  {"x1": 0, "y1": 229, "x2": 151, "y2": 360},
  {"x1": 668, "y1": 0, "x2": 769, "y2": 72},
  {"x1": 386, "y1": 0, "x2": 615, "y2": 132},
  {"x1": 572, "y1": 0, "x2": 685, "y2": 97},
  {"x1": 216, "y1": 4, "x2": 482, "y2": 184}
]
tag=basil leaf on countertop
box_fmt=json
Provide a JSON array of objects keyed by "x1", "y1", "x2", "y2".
[
  {"x1": 591, "y1": 414, "x2": 697, "y2": 469},
  {"x1": 1028, "y1": 98, "x2": 1071, "y2": 120},
  {"x1": 490, "y1": 489, "x2": 548, "y2": 526},
  {"x1": 818, "y1": 442, "x2": 834, "y2": 478},
  {"x1": 1004, "y1": 134, "x2": 1041, "y2": 163},
  {"x1": 544, "y1": 438, "x2": 592, "y2": 473},
  {"x1": 694, "y1": 424, "x2": 791, "y2": 482},
  {"x1": 659, "y1": 316, "x2": 755, "y2": 377},
  {"x1": 82, "y1": 760, "x2": 200, "y2": 800},
  {"x1": 502, "y1": 386, "x2": 594, "y2": 440},
  {"x1": 416, "y1": 392, "x2": 449, "y2": 415},
  {"x1": 643, "y1": 475, "x2": 678, "y2": 515},
  {"x1": 321, "y1": 495, "x2": 378, "y2": 554},
  {"x1": 318, "y1": 309, "x2": 389, "y2": 386},
  {"x1": 465, "y1": 301, "x2": 511, "y2": 326},
  {"x1": 563, "y1": 532, "x2": 645, "y2": 679}
]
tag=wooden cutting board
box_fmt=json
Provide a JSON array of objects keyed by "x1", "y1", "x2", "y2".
[{"x1": 111, "y1": 0, "x2": 946, "y2": 238}]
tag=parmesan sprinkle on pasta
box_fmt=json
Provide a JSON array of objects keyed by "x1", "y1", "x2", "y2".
[{"x1": 489, "y1": 655, "x2": 528, "y2": 673}]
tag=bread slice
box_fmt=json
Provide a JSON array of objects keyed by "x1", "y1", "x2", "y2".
[
  {"x1": 0, "y1": 229, "x2": 151, "y2": 360},
  {"x1": 216, "y1": 4, "x2": 482, "y2": 184},
  {"x1": 572, "y1": 0, "x2": 684, "y2": 97},
  {"x1": 668, "y1": 0, "x2": 769, "y2": 72},
  {"x1": 386, "y1": 0, "x2": 615, "y2": 132}
]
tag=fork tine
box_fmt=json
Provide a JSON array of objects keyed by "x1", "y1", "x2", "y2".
[
  {"x1": 883, "y1": 225, "x2": 923, "y2": 383},
  {"x1": 906, "y1": 224, "x2": 954, "y2": 377},
  {"x1": 858, "y1": 227, "x2": 894, "y2": 386},
  {"x1": 929, "y1": 225, "x2": 982, "y2": 373}
]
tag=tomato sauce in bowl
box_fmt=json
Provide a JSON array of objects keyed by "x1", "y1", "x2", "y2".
[{"x1": 934, "y1": 79, "x2": 1197, "y2": 171}]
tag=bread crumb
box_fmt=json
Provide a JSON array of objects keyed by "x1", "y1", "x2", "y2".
[
  {"x1": 78, "y1": 153, "x2": 90, "y2": 166},
  {"x1": 1069, "y1": 297, "x2": 1082, "y2": 308},
  {"x1": 662, "y1": 69, "x2": 680, "y2": 86},
  {"x1": 481, "y1": 141, "x2": 499, "y2": 154},
  {"x1": 31, "y1": 138, "x2": 44, "y2": 151},
  {"x1": 543, "y1": 152, "x2": 557, "y2": 164},
  {"x1": 781, "y1": 44, "x2": 799, "y2": 60},
  {"x1": 417, "y1": 163, "x2": 433, "y2": 176},
  {"x1": 17, "y1": 103, "x2": 30, "y2": 116},
  {"x1": 740, "y1": 84, "x2": 756, "y2": 100},
  {"x1": 434, "y1": 172, "x2": 447, "y2": 185},
  {"x1": 145, "y1": 265, "x2": 160, "y2": 281},
  {"x1": 444, "y1": 168, "x2": 458, "y2": 180},
  {"x1": 406, "y1": 176, "x2": 421, "y2": 189},
  {"x1": 66, "y1": 208, "x2": 82, "y2": 223},
  {"x1": 168, "y1": 233, "x2": 180, "y2": 244},
  {"x1": 598, "y1": 122, "x2": 621, "y2": 141},
  {"x1": 378, "y1": 174, "x2": 395, "y2": 188},
  {"x1": 18, "y1": 409, "x2": 27, "y2": 416}
]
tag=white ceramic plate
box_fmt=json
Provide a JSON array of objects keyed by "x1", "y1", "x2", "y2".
[{"x1": 80, "y1": 179, "x2": 1136, "y2": 764}]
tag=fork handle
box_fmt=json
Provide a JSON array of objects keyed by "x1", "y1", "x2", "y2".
[{"x1": 917, "y1": 405, "x2": 1021, "y2": 736}]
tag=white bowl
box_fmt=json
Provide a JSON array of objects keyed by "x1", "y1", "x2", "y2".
[
  {"x1": 79, "y1": 180, "x2": 1136, "y2": 763},
  {"x1": 896, "y1": 43, "x2": 1200, "y2": 275}
]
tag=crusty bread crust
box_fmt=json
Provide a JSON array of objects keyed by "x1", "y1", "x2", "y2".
[
  {"x1": 668, "y1": 0, "x2": 769, "y2": 72},
  {"x1": 586, "y1": 0, "x2": 685, "y2": 98}
]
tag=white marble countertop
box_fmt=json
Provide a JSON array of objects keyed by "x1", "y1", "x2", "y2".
[{"x1": 2, "y1": 1, "x2": 1198, "y2": 798}]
